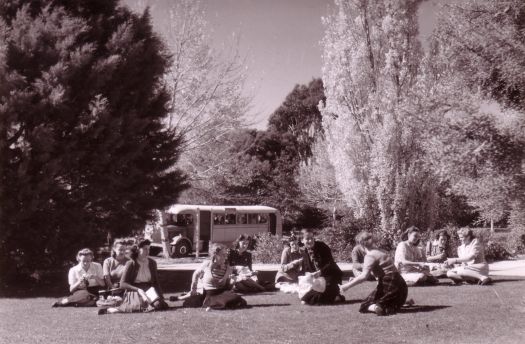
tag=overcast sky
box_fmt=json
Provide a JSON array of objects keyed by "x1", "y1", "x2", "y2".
[{"x1": 125, "y1": 0, "x2": 441, "y2": 129}]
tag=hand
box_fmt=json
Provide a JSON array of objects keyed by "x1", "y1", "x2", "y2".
[
  {"x1": 446, "y1": 258, "x2": 456, "y2": 266},
  {"x1": 339, "y1": 284, "x2": 346, "y2": 294},
  {"x1": 137, "y1": 288, "x2": 148, "y2": 302}
]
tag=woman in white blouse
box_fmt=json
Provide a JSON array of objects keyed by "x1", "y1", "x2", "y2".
[{"x1": 446, "y1": 228, "x2": 491, "y2": 285}]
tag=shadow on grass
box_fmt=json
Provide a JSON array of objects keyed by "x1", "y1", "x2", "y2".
[
  {"x1": 245, "y1": 303, "x2": 291, "y2": 308},
  {"x1": 318, "y1": 299, "x2": 362, "y2": 307},
  {"x1": 490, "y1": 278, "x2": 525, "y2": 284},
  {"x1": 397, "y1": 305, "x2": 451, "y2": 313}
]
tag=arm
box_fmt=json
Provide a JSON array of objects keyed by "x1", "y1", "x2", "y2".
[
  {"x1": 93, "y1": 263, "x2": 106, "y2": 287},
  {"x1": 68, "y1": 269, "x2": 86, "y2": 293},
  {"x1": 150, "y1": 259, "x2": 163, "y2": 297},
  {"x1": 341, "y1": 255, "x2": 375, "y2": 292},
  {"x1": 394, "y1": 243, "x2": 425, "y2": 267},
  {"x1": 102, "y1": 259, "x2": 113, "y2": 288},
  {"x1": 120, "y1": 261, "x2": 141, "y2": 292},
  {"x1": 447, "y1": 240, "x2": 480, "y2": 264},
  {"x1": 190, "y1": 261, "x2": 206, "y2": 294},
  {"x1": 351, "y1": 247, "x2": 363, "y2": 271}
]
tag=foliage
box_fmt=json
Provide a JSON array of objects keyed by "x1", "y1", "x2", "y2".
[
  {"x1": 484, "y1": 240, "x2": 511, "y2": 262},
  {"x1": 320, "y1": 0, "x2": 440, "y2": 247},
  {"x1": 251, "y1": 232, "x2": 285, "y2": 264},
  {"x1": 0, "y1": 0, "x2": 188, "y2": 282}
]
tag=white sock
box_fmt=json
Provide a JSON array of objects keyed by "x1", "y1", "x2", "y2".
[{"x1": 368, "y1": 304, "x2": 378, "y2": 312}]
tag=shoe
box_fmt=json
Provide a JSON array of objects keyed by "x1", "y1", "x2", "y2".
[
  {"x1": 334, "y1": 294, "x2": 346, "y2": 303},
  {"x1": 169, "y1": 296, "x2": 179, "y2": 302},
  {"x1": 478, "y1": 277, "x2": 492, "y2": 286},
  {"x1": 98, "y1": 308, "x2": 108, "y2": 315},
  {"x1": 374, "y1": 305, "x2": 386, "y2": 316}
]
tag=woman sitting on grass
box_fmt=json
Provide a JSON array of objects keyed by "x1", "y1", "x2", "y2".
[
  {"x1": 446, "y1": 228, "x2": 492, "y2": 285},
  {"x1": 394, "y1": 226, "x2": 438, "y2": 286},
  {"x1": 102, "y1": 240, "x2": 129, "y2": 294},
  {"x1": 425, "y1": 230, "x2": 452, "y2": 278},
  {"x1": 186, "y1": 243, "x2": 247, "y2": 310},
  {"x1": 340, "y1": 231, "x2": 408, "y2": 316},
  {"x1": 99, "y1": 239, "x2": 168, "y2": 314},
  {"x1": 228, "y1": 235, "x2": 266, "y2": 293},
  {"x1": 275, "y1": 236, "x2": 304, "y2": 284},
  {"x1": 53, "y1": 248, "x2": 105, "y2": 307}
]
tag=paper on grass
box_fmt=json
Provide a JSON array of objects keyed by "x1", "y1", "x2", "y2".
[{"x1": 145, "y1": 287, "x2": 160, "y2": 303}]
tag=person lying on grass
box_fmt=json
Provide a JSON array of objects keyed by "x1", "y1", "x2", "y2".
[
  {"x1": 228, "y1": 234, "x2": 266, "y2": 293},
  {"x1": 340, "y1": 231, "x2": 408, "y2": 316},
  {"x1": 184, "y1": 243, "x2": 247, "y2": 310},
  {"x1": 98, "y1": 239, "x2": 168, "y2": 314},
  {"x1": 300, "y1": 228, "x2": 345, "y2": 305},
  {"x1": 52, "y1": 248, "x2": 105, "y2": 307},
  {"x1": 446, "y1": 228, "x2": 492, "y2": 286},
  {"x1": 395, "y1": 226, "x2": 438, "y2": 286}
]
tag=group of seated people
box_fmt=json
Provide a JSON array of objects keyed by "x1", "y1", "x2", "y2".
[
  {"x1": 53, "y1": 226, "x2": 492, "y2": 316},
  {"x1": 351, "y1": 226, "x2": 492, "y2": 286}
]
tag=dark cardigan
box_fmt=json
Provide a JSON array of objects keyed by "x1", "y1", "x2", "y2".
[
  {"x1": 120, "y1": 258, "x2": 163, "y2": 296},
  {"x1": 302, "y1": 241, "x2": 343, "y2": 285}
]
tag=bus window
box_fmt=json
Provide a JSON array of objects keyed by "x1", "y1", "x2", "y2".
[
  {"x1": 174, "y1": 214, "x2": 193, "y2": 226},
  {"x1": 237, "y1": 214, "x2": 247, "y2": 224},
  {"x1": 248, "y1": 214, "x2": 258, "y2": 224},
  {"x1": 225, "y1": 214, "x2": 236, "y2": 224},
  {"x1": 213, "y1": 214, "x2": 225, "y2": 225},
  {"x1": 258, "y1": 214, "x2": 268, "y2": 224}
]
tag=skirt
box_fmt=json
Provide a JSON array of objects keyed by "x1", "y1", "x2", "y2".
[
  {"x1": 301, "y1": 283, "x2": 340, "y2": 305},
  {"x1": 233, "y1": 278, "x2": 266, "y2": 293},
  {"x1": 359, "y1": 272, "x2": 408, "y2": 314},
  {"x1": 117, "y1": 283, "x2": 153, "y2": 313},
  {"x1": 202, "y1": 289, "x2": 247, "y2": 309}
]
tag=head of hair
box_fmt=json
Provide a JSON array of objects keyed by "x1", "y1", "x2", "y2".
[
  {"x1": 355, "y1": 231, "x2": 374, "y2": 247},
  {"x1": 301, "y1": 228, "x2": 314, "y2": 235},
  {"x1": 76, "y1": 248, "x2": 94, "y2": 262},
  {"x1": 138, "y1": 239, "x2": 151, "y2": 248},
  {"x1": 111, "y1": 240, "x2": 126, "y2": 258},
  {"x1": 457, "y1": 227, "x2": 474, "y2": 239},
  {"x1": 209, "y1": 243, "x2": 227, "y2": 264},
  {"x1": 434, "y1": 230, "x2": 450, "y2": 241},
  {"x1": 401, "y1": 226, "x2": 420, "y2": 241},
  {"x1": 234, "y1": 234, "x2": 251, "y2": 250},
  {"x1": 128, "y1": 245, "x2": 140, "y2": 260}
]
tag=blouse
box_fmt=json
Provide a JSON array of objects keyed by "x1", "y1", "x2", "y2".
[
  {"x1": 194, "y1": 260, "x2": 231, "y2": 290},
  {"x1": 102, "y1": 257, "x2": 129, "y2": 284},
  {"x1": 362, "y1": 249, "x2": 398, "y2": 279},
  {"x1": 394, "y1": 241, "x2": 427, "y2": 273},
  {"x1": 68, "y1": 262, "x2": 104, "y2": 288},
  {"x1": 228, "y1": 249, "x2": 253, "y2": 271},
  {"x1": 458, "y1": 238, "x2": 487, "y2": 265}
]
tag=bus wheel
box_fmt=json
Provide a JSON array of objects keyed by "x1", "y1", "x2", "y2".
[{"x1": 171, "y1": 241, "x2": 191, "y2": 258}]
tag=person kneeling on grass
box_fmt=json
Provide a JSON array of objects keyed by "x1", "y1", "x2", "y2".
[
  {"x1": 446, "y1": 228, "x2": 492, "y2": 286},
  {"x1": 98, "y1": 239, "x2": 168, "y2": 315},
  {"x1": 52, "y1": 248, "x2": 105, "y2": 307},
  {"x1": 300, "y1": 228, "x2": 345, "y2": 305},
  {"x1": 184, "y1": 243, "x2": 247, "y2": 310},
  {"x1": 340, "y1": 231, "x2": 408, "y2": 316},
  {"x1": 394, "y1": 226, "x2": 438, "y2": 286}
]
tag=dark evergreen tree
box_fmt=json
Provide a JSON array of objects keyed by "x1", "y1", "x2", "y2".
[{"x1": 0, "y1": 0, "x2": 188, "y2": 283}]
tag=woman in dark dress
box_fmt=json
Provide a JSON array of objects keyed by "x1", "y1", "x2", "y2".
[
  {"x1": 340, "y1": 231, "x2": 408, "y2": 316},
  {"x1": 228, "y1": 234, "x2": 265, "y2": 293},
  {"x1": 300, "y1": 228, "x2": 344, "y2": 305}
]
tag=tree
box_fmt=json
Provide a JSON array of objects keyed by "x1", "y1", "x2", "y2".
[
  {"x1": 417, "y1": 0, "x2": 525, "y2": 230},
  {"x1": 320, "y1": 0, "x2": 437, "y2": 247},
  {"x1": 268, "y1": 78, "x2": 325, "y2": 164},
  {"x1": 0, "y1": 0, "x2": 188, "y2": 282}
]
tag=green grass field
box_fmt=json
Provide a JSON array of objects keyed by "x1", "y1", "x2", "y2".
[{"x1": 1, "y1": 277, "x2": 525, "y2": 344}]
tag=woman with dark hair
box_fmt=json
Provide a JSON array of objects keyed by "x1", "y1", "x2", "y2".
[
  {"x1": 425, "y1": 230, "x2": 452, "y2": 278},
  {"x1": 394, "y1": 226, "x2": 437, "y2": 286},
  {"x1": 340, "y1": 231, "x2": 408, "y2": 316},
  {"x1": 300, "y1": 228, "x2": 345, "y2": 305},
  {"x1": 186, "y1": 243, "x2": 247, "y2": 310},
  {"x1": 52, "y1": 248, "x2": 105, "y2": 307},
  {"x1": 228, "y1": 234, "x2": 265, "y2": 293},
  {"x1": 102, "y1": 240, "x2": 129, "y2": 291},
  {"x1": 275, "y1": 236, "x2": 304, "y2": 284},
  {"x1": 99, "y1": 239, "x2": 168, "y2": 314},
  {"x1": 446, "y1": 228, "x2": 491, "y2": 285}
]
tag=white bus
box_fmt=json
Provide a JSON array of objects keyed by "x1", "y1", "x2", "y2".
[{"x1": 147, "y1": 205, "x2": 282, "y2": 258}]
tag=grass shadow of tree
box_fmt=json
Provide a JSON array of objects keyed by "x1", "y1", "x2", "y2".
[{"x1": 397, "y1": 305, "x2": 450, "y2": 313}]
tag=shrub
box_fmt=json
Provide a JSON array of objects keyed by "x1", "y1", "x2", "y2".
[
  {"x1": 316, "y1": 226, "x2": 357, "y2": 262},
  {"x1": 485, "y1": 240, "x2": 511, "y2": 262},
  {"x1": 252, "y1": 233, "x2": 286, "y2": 264}
]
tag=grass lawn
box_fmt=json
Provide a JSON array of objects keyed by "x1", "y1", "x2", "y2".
[{"x1": 1, "y1": 277, "x2": 525, "y2": 344}]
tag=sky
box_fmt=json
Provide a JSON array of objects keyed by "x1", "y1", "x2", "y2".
[{"x1": 125, "y1": 0, "x2": 441, "y2": 129}]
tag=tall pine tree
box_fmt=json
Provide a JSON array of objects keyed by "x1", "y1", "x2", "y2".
[{"x1": 0, "y1": 0, "x2": 188, "y2": 282}]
